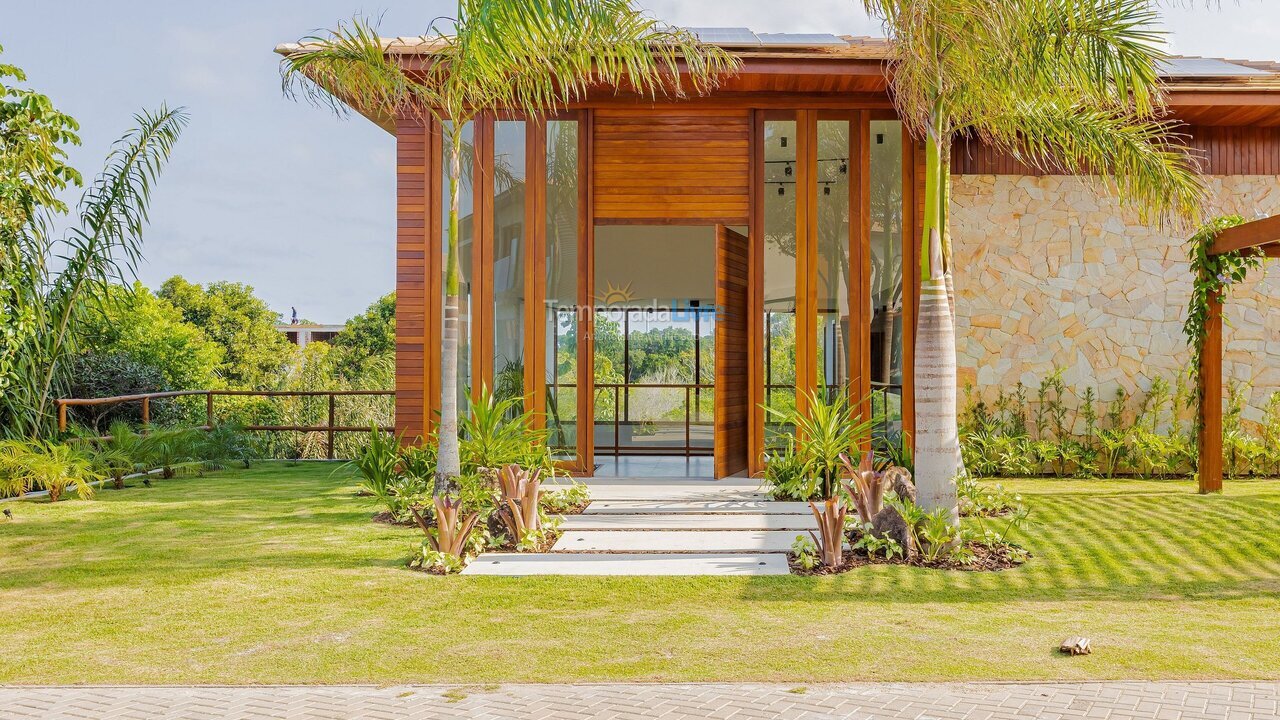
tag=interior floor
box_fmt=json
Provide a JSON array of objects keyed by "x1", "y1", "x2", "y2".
[{"x1": 591, "y1": 455, "x2": 718, "y2": 479}]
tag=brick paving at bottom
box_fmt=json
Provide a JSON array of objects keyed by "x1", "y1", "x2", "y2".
[{"x1": 1, "y1": 682, "x2": 1277, "y2": 720}]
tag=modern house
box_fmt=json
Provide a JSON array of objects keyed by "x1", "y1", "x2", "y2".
[{"x1": 281, "y1": 29, "x2": 1280, "y2": 479}]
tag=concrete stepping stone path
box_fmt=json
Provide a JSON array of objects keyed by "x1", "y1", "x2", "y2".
[{"x1": 460, "y1": 476, "x2": 807, "y2": 576}]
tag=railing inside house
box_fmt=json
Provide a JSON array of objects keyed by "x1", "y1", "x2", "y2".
[
  {"x1": 56, "y1": 390, "x2": 395, "y2": 460},
  {"x1": 593, "y1": 381, "x2": 715, "y2": 457}
]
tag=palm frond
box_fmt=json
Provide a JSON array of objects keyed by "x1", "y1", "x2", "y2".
[
  {"x1": 988, "y1": 0, "x2": 1166, "y2": 117},
  {"x1": 1, "y1": 107, "x2": 186, "y2": 439},
  {"x1": 280, "y1": 17, "x2": 435, "y2": 124},
  {"x1": 982, "y1": 98, "x2": 1204, "y2": 223}
]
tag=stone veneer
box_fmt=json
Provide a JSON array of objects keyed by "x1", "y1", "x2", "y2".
[{"x1": 950, "y1": 175, "x2": 1280, "y2": 423}]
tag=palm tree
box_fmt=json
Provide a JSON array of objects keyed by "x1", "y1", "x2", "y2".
[
  {"x1": 281, "y1": 0, "x2": 738, "y2": 556},
  {"x1": 859, "y1": 0, "x2": 1205, "y2": 520}
]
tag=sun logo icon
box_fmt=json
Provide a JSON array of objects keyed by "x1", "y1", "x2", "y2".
[{"x1": 595, "y1": 280, "x2": 635, "y2": 306}]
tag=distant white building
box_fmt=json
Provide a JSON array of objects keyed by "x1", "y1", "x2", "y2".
[{"x1": 275, "y1": 323, "x2": 344, "y2": 349}]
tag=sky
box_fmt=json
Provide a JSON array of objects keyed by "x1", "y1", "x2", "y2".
[{"x1": 3, "y1": 0, "x2": 1278, "y2": 322}]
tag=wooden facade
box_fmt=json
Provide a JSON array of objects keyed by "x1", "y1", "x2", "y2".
[{"x1": 382, "y1": 48, "x2": 1280, "y2": 479}]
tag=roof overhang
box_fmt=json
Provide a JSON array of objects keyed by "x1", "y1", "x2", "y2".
[{"x1": 275, "y1": 35, "x2": 1280, "y2": 133}]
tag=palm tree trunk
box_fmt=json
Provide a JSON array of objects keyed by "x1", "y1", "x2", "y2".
[
  {"x1": 436, "y1": 134, "x2": 464, "y2": 496},
  {"x1": 940, "y1": 141, "x2": 967, "y2": 480},
  {"x1": 913, "y1": 132, "x2": 960, "y2": 523}
]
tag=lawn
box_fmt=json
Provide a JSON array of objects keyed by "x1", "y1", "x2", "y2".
[{"x1": 2, "y1": 463, "x2": 1279, "y2": 685}]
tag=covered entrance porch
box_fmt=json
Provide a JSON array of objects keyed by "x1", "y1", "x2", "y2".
[{"x1": 395, "y1": 106, "x2": 911, "y2": 479}]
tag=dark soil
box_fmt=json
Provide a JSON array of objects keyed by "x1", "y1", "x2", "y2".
[
  {"x1": 371, "y1": 510, "x2": 417, "y2": 527},
  {"x1": 788, "y1": 541, "x2": 1030, "y2": 576}
]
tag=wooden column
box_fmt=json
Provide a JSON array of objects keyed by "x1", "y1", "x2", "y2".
[
  {"x1": 524, "y1": 120, "x2": 548, "y2": 425},
  {"x1": 1198, "y1": 288, "x2": 1224, "y2": 493},
  {"x1": 748, "y1": 111, "x2": 767, "y2": 476},
  {"x1": 849, "y1": 111, "x2": 873, "y2": 441},
  {"x1": 578, "y1": 109, "x2": 595, "y2": 474},
  {"x1": 394, "y1": 113, "x2": 432, "y2": 443},
  {"x1": 473, "y1": 115, "x2": 495, "y2": 399},
  {"x1": 900, "y1": 129, "x2": 922, "y2": 450},
  {"x1": 794, "y1": 110, "x2": 819, "y2": 414}
]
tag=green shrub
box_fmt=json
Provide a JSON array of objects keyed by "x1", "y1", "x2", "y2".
[
  {"x1": 138, "y1": 427, "x2": 201, "y2": 479},
  {"x1": 0, "y1": 441, "x2": 101, "y2": 501},
  {"x1": 762, "y1": 437, "x2": 817, "y2": 501},
  {"x1": 199, "y1": 422, "x2": 253, "y2": 470},
  {"x1": 341, "y1": 427, "x2": 403, "y2": 515}
]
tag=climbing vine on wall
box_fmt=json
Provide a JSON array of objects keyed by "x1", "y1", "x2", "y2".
[{"x1": 1183, "y1": 214, "x2": 1265, "y2": 399}]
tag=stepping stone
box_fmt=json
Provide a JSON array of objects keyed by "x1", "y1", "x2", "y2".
[
  {"x1": 584, "y1": 500, "x2": 810, "y2": 515},
  {"x1": 560, "y1": 513, "x2": 817, "y2": 531},
  {"x1": 462, "y1": 552, "x2": 790, "y2": 576},
  {"x1": 551, "y1": 529, "x2": 804, "y2": 553}
]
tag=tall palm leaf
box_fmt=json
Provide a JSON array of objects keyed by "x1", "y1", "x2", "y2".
[
  {"x1": 1, "y1": 107, "x2": 187, "y2": 439},
  {"x1": 281, "y1": 1, "x2": 738, "y2": 503},
  {"x1": 859, "y1": 0, "x2": 1205, "y2": 521}
]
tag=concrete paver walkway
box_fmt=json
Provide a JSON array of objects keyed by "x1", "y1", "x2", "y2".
[
  {"x1": 3, "y1": 682, "x2": 1276, "y2": 719},
  {"x1": 463, "y1": 476, "x2": 803, "y2": 575}
]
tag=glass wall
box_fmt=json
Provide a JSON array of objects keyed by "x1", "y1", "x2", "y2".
[
  {"x1": 763, "y1": 117, "x2": 798, "y2": 444},
  {"x1": 816, "y1": 119, "x2": 851, "y2": 399},
  {"x1": 492, "y1": 120, "x2": 526, "y2": 410},
  {"x1": 545, "y1": 120, "x2": 579, "y2": 456},
  {"x1": 441, "y1": 121, "x2": 474, "y2": 410},
  {"x1": 869, "y1": 120, "x2": 905, "y2": 433}
]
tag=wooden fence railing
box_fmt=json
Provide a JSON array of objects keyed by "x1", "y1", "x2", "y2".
[{"x1": 56, "y1": 390, "x2": 394, "y2": 460}]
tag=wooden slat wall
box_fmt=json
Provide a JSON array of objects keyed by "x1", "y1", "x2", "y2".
[
  {"x1": 951, "y1": 126, "x2": 1280, "y2": 176},
  {"x1": 395, "y1": 114, "x2": 431, "y2": 442},
  {"x1": 715, "y1": 225, "x2": 752, "y2": 478},
  {"x1": 592, "y1": 108, "x2": 751, "y2": 225}
]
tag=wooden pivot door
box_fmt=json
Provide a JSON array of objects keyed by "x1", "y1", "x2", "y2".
[{"x1": 715, "y1": 224, "x2": 751, "y2": 478}]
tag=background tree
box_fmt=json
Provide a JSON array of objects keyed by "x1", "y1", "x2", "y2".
[
  {"x1": 860, "y1": 0, "x2": 1204, "y2": 520},
  {"x1": 159, "y1": 276, "x2": 295, "y2": 389},
  {"x1": 281, "y1": 0, "x2": 738, "y2": 510},
  {"x1": 81, "y1": 282, "x2": 224, "y2": 391},
  {"x1": 331, "y1": 291, "x2": 395, "y2": 381},
  {"x1": 1, "y1": 46, "x2": 82, "y2": 418}
]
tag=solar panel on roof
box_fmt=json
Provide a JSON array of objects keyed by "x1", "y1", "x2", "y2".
[
  {"x1": 757, "y1": 32, "x2": 848, "y2": 47},
  {"x1": 684, "y1": 27, "x2": 761, "y2": 45},
  {"x1": 1159, "y1": 57, "x2": 1271, "y2": 77}
]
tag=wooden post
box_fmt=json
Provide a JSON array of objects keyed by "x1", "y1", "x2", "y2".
[
  {"x1": 141, "y1": 397, "x2": 150, "y2": 430},
  {"x1": 205, "y1": 392, "x2": 215, "y2": 429},
  {"x1": 58, "y1": 402, "x2": 68, "y2": 433},
  {"x1": 327, "y1": 394, "x2": 337, "y2": 461},
  {"x1": 1198, "y1": 289, "x2": 1224, "y2": 493}
]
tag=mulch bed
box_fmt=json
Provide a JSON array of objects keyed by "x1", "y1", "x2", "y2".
[{"x1": 788, "y1": 541, "x2": 1030, "y2": 576}]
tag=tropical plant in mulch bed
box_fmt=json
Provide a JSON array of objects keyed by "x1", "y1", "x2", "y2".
[
  {"x1": 198, "y1": 422, "x2": 254, "y2": 471},
  {"x1": 793, "y1": 473, "x2": 1032, "y2": 575},
  {"x1": 764, "y1": 388, "x2": 875, "y2": 568},
  {"x1": 344, "y1": 388, "x2": 591, "y2": 573}
]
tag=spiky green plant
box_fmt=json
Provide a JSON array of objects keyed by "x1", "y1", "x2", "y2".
[
  {"x1": 137, "y1": 427, "x2": 200, "y2": 480},
  {"x1": 281, "y1": 1, "x2": 739, "y2": 509},
  {"x1": 9, "y1": 441, "x2": 101, "y2": 502},
  {"x1": 91, "y1": 421, "x2": 143, "y2": 489}
]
